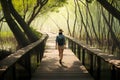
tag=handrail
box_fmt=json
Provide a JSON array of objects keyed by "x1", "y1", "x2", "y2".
[
  {"x1": 0, "y1": 34, "x2": 48, "y2": 80},
  {"x1": 66, "y1": 35, "x2": 120, "y2": 80}
]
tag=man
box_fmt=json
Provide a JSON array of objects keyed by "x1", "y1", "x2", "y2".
[{"x1": 55, "y1": 29, "x2": 66, "y2": 64}]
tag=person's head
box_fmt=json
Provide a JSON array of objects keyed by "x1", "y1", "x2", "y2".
[{"x1": 59, "y1": 29, "x2": 63, "y2": 34}]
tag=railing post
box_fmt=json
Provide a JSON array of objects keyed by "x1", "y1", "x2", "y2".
[
  {"x1": 40, "y1": 41, "x2": 45, "y2": 61},
  {"x1": 96, "y1": 57, "x2": 101, "y2": 80},
  {"x1": 71, "y1": 41, "x2": 74, "y2": 52},
  {"x1": 89, "y1": 53, "x2": 93, "y2": 76},
  {"x1": 67, "y1": 39, "x2": 70, "y2": 48},
  {"x1": 77, "y1": 45, "x2": 81, "y2": 60},
  {"x1": 75, "y1": 43, "x2": 77, "y2": 54},
  {"x1": 68, "y1": 39, "x2": 71, "y2": 49},
  {"x1": 13, "y1": 64, "x2": 16, "y2": 80},
  {"x1": 25, "y1": 53, "x2": 31, "y2": 80},
  {"x1": 117, "y1": 68, "x2": 120, "y2": 80},
  {"x1": 112, "y1": 66, "x2": 120, "y2": 80},
  {"x1": 111, "y1": 65, "x2": 116, "y2": 80},
  {"x1": 73, "y1": 43, "x2": 76, "y2": 55},
  {"x1": 82, "y1": 49, "x2": 85, "y2": 65}
]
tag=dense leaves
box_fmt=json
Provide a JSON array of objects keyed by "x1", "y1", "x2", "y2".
[
  {"x1": 0, "y1": 0, "x2": 120, "y2": 59},
  {"x1": 0, "y1": 0, "x2": 68, "y2": 60}
]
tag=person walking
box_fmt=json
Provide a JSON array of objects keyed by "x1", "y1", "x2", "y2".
[{"x1": 55, "y1": 29, "x2": 66, "y2": 64}]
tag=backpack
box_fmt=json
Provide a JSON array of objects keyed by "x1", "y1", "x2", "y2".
[{"x1": 57, "y1": 35, "x2": 65, "y2": 46}]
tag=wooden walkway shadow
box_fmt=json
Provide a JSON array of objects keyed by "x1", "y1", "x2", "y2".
[{"x1": 31, "y1": 33, "x2": 94, "y2": 80}]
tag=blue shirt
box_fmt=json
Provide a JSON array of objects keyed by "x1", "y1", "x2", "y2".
[{"x1": 56, "y1": 34, "x2": 65, "y2": 46}]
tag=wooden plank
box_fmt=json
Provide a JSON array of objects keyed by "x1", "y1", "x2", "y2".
[{"x1": 31, "y1": 33, "x2": 94, "y2": 80}]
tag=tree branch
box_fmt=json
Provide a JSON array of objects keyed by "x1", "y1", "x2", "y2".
[{"x1": 97, "y1": 0, "x2": 120, "y2": 21}]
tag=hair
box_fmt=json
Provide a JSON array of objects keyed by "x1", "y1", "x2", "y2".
[{"x1": 59, "y1": 29, "x2": 63, "y2": 35}]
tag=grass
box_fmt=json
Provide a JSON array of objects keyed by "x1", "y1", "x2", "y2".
[
  {"x1": 0, "y1": 31, "x2": 17, "y2": 51},
  {"x1": 0, "y1": 31, "x2": 14, "y2": 38}
]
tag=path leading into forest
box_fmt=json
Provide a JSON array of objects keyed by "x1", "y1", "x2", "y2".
[{"x1": 31, "y1": 33, "x2": 94, "y2": 80}]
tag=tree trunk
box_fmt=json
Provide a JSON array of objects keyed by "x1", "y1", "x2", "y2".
[
  {"x1": 86, "y1": 2, "x2": 101, "y2": 45},
  {"x1": 97, "y1": 0, "x2": 120, "y2": 21},
  {"x1": 1, "y1": 0, "x2": 30, "y2": 47},
  {"x1": 76, "y1": 0, "x2": 92, "y2": 44},
  {"x1": 102, "y1": 8, "x2": 120, "y2": 49},
  {"x1": 66, "y1": 6, "x2": 72, "y2": 36},
  {"x1": 72, "y1": 0, "x2": 77, "y2": 37},
  {"x1": 8, "y1": 0, "x2": 39, "y2": 42},
  {"x1": 27, "y1": 0, "x2": 48, "y2": 26}
]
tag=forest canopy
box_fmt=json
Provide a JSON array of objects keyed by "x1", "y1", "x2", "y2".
[{"x1": 0, "y1": 0, "x2": 120, "y2": 58}]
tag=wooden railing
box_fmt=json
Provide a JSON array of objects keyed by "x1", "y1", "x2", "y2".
[
  {"x1": 66, "y1": 36, "x2": 120, "y2": 80},
  {"x1": 0, "y1": 34, "x2": 48, "y2": 80}
]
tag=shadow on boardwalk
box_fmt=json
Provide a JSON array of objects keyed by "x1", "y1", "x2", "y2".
[{"x1": 31, "y1": 33, "x2": 94, "y2": 80}]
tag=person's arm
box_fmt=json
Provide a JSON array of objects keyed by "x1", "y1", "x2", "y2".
[
  {"x1": 55, "y1": 36, "x2": 58, "y2": 49},
  {"x1": 55, "y1": 41, "x2": 58, "y2": 49},
  {"x1": 63, "y1": 35, "x2": 66, "y2": 48}
]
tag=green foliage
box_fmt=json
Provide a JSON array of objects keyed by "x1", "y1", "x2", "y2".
[
  {"x1": 86, "y1": 0, "x2": 94, "y2": 3},
  {"x1": 11, "y1": 0, "x2": 68, "y2": 15},
  {"x1": 0, "y1": 4, "x2": 2, "y2": 11},
  {"x1": 0, "y1": 31, "x2": 13, "y2": 38},
  {"x1": 12, "y1": 0, "x2": 36, "y2": 15},
  {"x1": 11, "y1": 0, "x2": 68, "y2": 19},
  {"x1": 41, "y1": 0, "x2": 68, "y2": 13},
  {"x1": 30, "y1": 27, "x2": 42, "y2": 38}
]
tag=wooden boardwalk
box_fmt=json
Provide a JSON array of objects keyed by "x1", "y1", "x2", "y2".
[{"x1": 31, "y1": 33, "x2": 94, "y2": 80}]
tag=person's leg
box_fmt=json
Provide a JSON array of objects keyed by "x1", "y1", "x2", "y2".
[
  {"x1": 58, "y1": 48, "x2": 64, "y2": 64},
  {"x1": 60, "y1": 49, "x2": 64, "y2": 60},
  {"x1": 58, "y1": 48, "x2": 62, "y2": 59}
]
